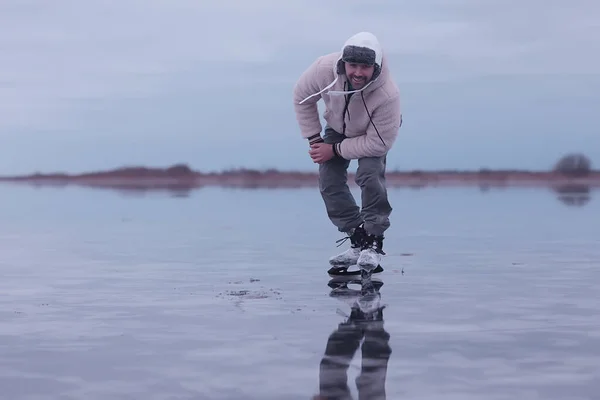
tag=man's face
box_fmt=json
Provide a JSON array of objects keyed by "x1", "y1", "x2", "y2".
[{"x1": 344, "y1": 62, "x2": 375, "y2": 89}]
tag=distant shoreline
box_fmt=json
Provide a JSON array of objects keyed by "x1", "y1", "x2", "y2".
[{"x1": 0, "y1": 164, "x2": 599, "y2": 190}]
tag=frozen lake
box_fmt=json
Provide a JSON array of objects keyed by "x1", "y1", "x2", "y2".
[{"x1": 1, "y1": 184, "x2": 599, "y2": 399}]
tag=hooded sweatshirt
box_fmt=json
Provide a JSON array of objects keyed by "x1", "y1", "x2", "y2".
[{"x1": 293, "y1": 32, "x2": 402, "y2": 160}]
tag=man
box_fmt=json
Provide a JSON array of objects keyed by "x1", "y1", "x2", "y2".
[{"x1": 292, "y1": 31, "x2": 402, "y2": 273}]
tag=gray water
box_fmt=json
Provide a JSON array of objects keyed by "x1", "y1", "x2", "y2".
[{"x1": 1, "y1": 184, "x2": 599, "y2": 399}]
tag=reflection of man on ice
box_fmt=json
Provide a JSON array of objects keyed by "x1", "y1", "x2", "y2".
[{"x1": 313, "y1": 279, "x2": 392, "y2": 399}]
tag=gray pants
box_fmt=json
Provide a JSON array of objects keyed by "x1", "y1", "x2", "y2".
[{"x1": 318, "y1": 127, "x2": 392, "y2": 236}]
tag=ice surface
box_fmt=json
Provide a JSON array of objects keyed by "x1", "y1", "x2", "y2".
[{"x1": 1, "y1": 184, "x2": 599, "y2": 399}]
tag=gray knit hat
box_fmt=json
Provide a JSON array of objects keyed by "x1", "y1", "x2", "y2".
[{"x1": 342, "y1": 45, "x2": 377, "y2": 66}]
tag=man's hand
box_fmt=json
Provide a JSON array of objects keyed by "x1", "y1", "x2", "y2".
[{"x1": 309, "y1": 143, "x2": 334, "y2": 164}]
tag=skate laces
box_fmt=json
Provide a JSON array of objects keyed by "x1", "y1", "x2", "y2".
[
  {"x1": 335, "y1": 225, "x2": 366, "y2": 248},
  {"x1": 335, "y1": 235, "x2": 351, "y2": 247}
]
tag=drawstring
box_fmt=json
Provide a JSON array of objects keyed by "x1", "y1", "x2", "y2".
[
  {"x1": 327, "y1": 79, "x2": 375, "y2": 97},
  {"x1": 296, "y1": 61, "x2": 387, "y2": 151},
  {"x1": 297, "y1": 61, "x2": 378, "y2": 105},
  {"x1": 360, "y1": 91, "x2": 386, "y2": 148},
  {"x1": 298, "y1": 76, "x2": 339, "y2": 104}
]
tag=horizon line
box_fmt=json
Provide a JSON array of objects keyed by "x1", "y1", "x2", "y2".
[{"x1": 1, "y1": 163, "x2": 599, "y2": 178}]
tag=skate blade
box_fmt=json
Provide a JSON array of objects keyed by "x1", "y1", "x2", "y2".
[{"x1": 327, "y1": 264, "x2": 383, "y2": 278}]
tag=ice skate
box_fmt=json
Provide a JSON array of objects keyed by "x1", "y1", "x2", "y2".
[
  {"x1": 357, "y1": 234, "x2": 385, "y2": 273},
  {"x1": 327, "y1": 279, "x2": 362, "y2": 309},
  {"x1": 328, "y1": 263, "x2": 384, "y2": 278},
  {"x1": 357, "y1": 278, "x2": 383, "y2": 316},
  {"x1": 328, "y1": 278, "x2": 383, "y2": 310},
  {"x1": 328, "y1": 224, "x2": 368, "y2": 266}
]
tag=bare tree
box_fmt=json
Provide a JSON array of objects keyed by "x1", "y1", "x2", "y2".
[{"x1": 553, "y1": 153, "x2": 592, "y2": 177}]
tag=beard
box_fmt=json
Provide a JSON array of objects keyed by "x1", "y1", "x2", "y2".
[{"x1": 348, "y1": 74, "x2": 367, "y2": 88}]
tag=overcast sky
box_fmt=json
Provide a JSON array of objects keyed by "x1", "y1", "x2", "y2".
[{"x1": 0, "y1": 0, "x2": 598, "y2": 174}]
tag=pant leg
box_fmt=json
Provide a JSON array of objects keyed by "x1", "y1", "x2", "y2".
[
  {"x1": 356, "y1": 324, "x2": 392, "y2": 400},
  {"x1": 317, "y1": 320, "x2": 364, "y2": 399},
  {"x1": 355, "y1": 156, "x2": 392, "y2": 236},
  {"x1": 319, "y1": 126, "x2": 363, "y2": 233}
]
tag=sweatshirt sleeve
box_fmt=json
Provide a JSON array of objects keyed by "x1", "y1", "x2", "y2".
[
  {"x1": 292, "y1": 57, "x2": 325, "y2": 139},
  {"x1": 337, "y1": 94, "x2": 402, "y2": 159}
]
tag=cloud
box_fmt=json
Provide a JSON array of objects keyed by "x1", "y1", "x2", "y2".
[
  {"x1": 0, "y1": 0, "x2": 598, "y2": 174},
  {"x1": 0, "y1": 0, "x2": 300, "y2": 133},
  {"x1": 334, "y1": 0, "x2": 600, "y2": 79}
]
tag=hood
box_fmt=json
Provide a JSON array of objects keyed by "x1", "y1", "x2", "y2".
[{"x1": 298, "y1": 31, "x2": 386, "y2": 105}]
